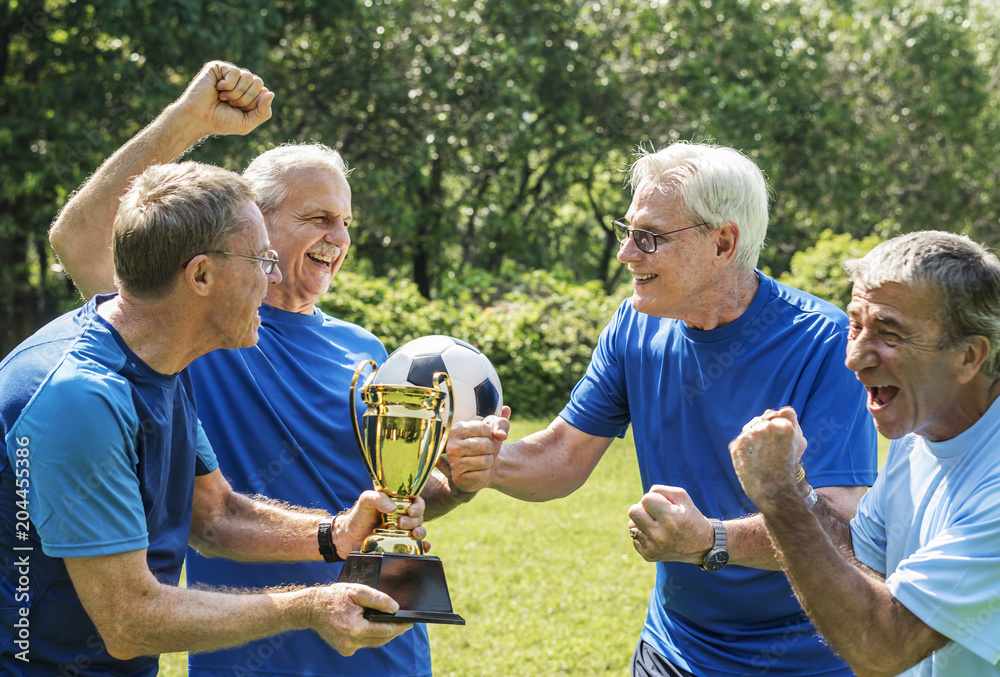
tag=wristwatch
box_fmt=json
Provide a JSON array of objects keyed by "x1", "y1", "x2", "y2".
[
  {"x1": 699, "y1": 518, "x2": 729, "y2": 572},
  {"x1": 317, "y1": 517, "x2": 344, "y2": 563}
]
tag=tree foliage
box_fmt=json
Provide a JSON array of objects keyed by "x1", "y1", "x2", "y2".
[{"x1": 3, "y1": 0, "x2": 999, "y2": 359}]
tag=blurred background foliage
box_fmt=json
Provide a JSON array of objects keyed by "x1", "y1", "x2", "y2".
[{"x1": 3, "y1": 0, "x2": 999, "y2": 411}]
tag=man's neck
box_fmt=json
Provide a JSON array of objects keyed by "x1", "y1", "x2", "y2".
[
  {"x1": 683, "y1": 269, "x2": 760, "y2": 331},
  {"x1": 97, "y1": 294, "x2": 208, "y2": 375}
]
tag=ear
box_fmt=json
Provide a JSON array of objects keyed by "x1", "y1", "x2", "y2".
[
  {"x1": 711, "y1": 222, "x2": 740, "y2": 267},
  {"x1": 955, "y1": 335, "x2": 991, "y2": 385},
  {"x1": 181, "y1": 254, "x2": 215, "y2": 298}
]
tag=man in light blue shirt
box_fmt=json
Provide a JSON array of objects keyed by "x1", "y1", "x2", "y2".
[{"x1": 731, "y1": 230, "x2": 1000, "y2": 676}]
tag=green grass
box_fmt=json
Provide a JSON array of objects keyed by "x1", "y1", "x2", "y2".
[{"x1": 160, "y1": 424, "x2": 892, "y2": 676}]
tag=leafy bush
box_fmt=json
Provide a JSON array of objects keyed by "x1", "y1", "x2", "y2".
[
  {"x1": 776, "y1": 229, "x2": 885, "y2": 310},
  {"x1": 318, "y1": 270, "x2": 630, "y2": 417}
]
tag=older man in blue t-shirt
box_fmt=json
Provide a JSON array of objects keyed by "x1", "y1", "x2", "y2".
[
  {"x1": 49, "y1": 61, "x2": 508, "y2": 677},
  {"x1": 449, "y1": 142, "x2": 877, "y2": 676}
]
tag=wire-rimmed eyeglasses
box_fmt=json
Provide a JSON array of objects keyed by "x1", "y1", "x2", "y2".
[
  {"x1": 612, "y1": 218, "x2": 710, "y2": 254},
  {"x1": 184, "y1": 249, "x2": 280, "y2": 274}
]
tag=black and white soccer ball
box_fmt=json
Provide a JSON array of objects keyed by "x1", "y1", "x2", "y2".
[{"x1": 373, "y1": 335, "x2": 503, "y2": 423}]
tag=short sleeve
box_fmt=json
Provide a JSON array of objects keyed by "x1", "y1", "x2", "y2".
[
  {"x1": 559, "y1": 302, "x2": 632, "y2": 439},
  {"x1": 194, "y1": 418, "x2": 219, "y2": 475},
  {"x1": 12, "y1": 364, "x2": 148, "y2": 557},
  {"x1": 796, "y1": 331, "x2": 878, "y2": 489},
  {"x1": 886, "y1": 484, "x2": 1000, "y2": 664},
  {"x1": 850, "y1": 478, "x2": 889, "y2": 575}
]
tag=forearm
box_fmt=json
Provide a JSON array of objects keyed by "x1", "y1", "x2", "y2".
[
  {"x1": 491, "y1": 423, "x2": 608, "y2": 502},
  {"x1": 191, "y1": 490, "x2": 326, "y2": 562},
  {"x1": 760, "y1": 492, "x2": 945, "y2": 676},
  {"x1": 114, "y1": 581, "x2": 314, "y2": 658},
  {"x1": 727, "y1": 485, "x2": 858, "y2": 570},
  {"x1": 49, "y1": 102, "x2": 207, "y2": 300},
  {"x1": 719, "y1": 513, "x2": 782, "y2": 570},
  {"x1": 422, "y1": 469, "x2": 477, "y2": 521}
]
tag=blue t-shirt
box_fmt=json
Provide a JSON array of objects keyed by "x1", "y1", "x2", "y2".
[
  {"x1": 185, "y1": 303, "x2": 432, "y2": 677},
  {"x1": 0, "y1": 295, "x2": 217, "y2": 676},
  {"x1": 560, "y1": 273, "x2": 877, "y2": 676},
  {"x1": 852, "y1": 397, "x2": 1000, "y2": 676}
]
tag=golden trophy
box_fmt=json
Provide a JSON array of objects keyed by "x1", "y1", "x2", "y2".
[{"x1": 337, "y1": 359, "x2": 465, "y2": 625}]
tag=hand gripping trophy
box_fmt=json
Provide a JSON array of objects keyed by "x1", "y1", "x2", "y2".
[{"x1": 338, "y1": 335, "x2": 504, "y2": 625}]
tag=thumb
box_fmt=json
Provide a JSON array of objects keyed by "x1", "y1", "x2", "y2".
[{"x1": 349, "y1": 585, "x2": 400, "y2": 615}]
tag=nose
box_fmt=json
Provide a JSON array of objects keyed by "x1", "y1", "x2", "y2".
[
  {"x1": 267, "y1": 263, "x2": 283, "y2": 285},
  {"x1": 616, "y1": 233, "x2": 640, "y2": 263},
  {"x1": 845, "y1": 331, "x2": 877, "y2": 374},
  {"x1": 325, "y1": 219, "x2": 351, "y2": 249}
]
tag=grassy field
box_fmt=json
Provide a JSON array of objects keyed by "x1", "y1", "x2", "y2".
[{"x1": 161, "y1": 423, "x2": 891, "y2": 676}]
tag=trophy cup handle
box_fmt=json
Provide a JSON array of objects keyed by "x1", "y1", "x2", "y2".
[
  {"x1": 434, "y1": 372, "x2": 456, "y2": 436},
  {"x1": 351, "y1": 359, "x2": 380, "y2": 484}
]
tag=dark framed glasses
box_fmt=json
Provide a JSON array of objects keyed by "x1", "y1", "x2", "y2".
[{"x1": 612, "y1": 218, "x2": 710, "y2": 254}]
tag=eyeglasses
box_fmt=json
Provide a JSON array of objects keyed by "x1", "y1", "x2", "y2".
[
  {"x1": 189, "y1": 249, "x2": 279, "y2": 274},
  {"x1": 612, "y1": 218, "x2": 710, "y2": 254}
]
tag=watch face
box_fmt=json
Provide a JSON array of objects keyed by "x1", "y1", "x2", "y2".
[{"x1": 704, "y1": 550, "x2": 730, "y2": 572}]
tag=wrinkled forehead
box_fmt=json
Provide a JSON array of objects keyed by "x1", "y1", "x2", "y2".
[
  {"x1": 847, "y1": 280, "x2": 945, "y2": 328},
  {"x1": 626, "y1": 180, "x2": 684, "y2": 224}
]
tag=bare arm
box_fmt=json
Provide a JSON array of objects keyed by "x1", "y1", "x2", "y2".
[
  {"x1": 626, "y1": 483, "x2": 866, "y2": 570},
  {"x1": 731, "y1": 408, "x2": 949, "y2": 676},
  {"x1": 189, "y1": 469, "x2": 425, "y2": 562},
  {"x1": 49, "y1": 60, "x2": 274, "y2": 301},
  {"x1": 488, "y1": 417, "x2": 613, "y2": 501},
  {"x1": 64, "y1": 549, "x2": 408, "y2": 660}
]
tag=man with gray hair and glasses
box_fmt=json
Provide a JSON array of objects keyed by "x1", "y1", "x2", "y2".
[
  {"x1": 1, "y1": 159, "x2": 424, "y2": 675},
  {"x1": 731, "y1": 230, "x2": 1000, "y2": 676},
  {"x1": 446, "y1": 141, "x2": 877, "y2": 676},
  {"x1": 50, "y1": 61, "x2": 508, "y2": 677}
]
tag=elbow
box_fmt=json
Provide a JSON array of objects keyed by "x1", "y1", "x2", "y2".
[
  {"x1": 846, "y1": 652, "x2": 914, "y2": 677},
  {"x1": 99, "y1": 623, "x2": 146, "y2": 661},
  {"x1": 48, "y1": 222, "x2": 67, "y2": 258},
  {"x1": 188, "y1": 532, "x2": 223, "y2": 559}
]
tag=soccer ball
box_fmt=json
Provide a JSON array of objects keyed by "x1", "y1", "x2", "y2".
[{"x1": 373, "y1": 335, "x2": 503, "y2": 423}]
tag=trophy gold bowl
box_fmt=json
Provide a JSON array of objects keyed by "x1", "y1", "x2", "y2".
[{"x1": 337, "y1": 359, "x2": 465, "y2": 625}]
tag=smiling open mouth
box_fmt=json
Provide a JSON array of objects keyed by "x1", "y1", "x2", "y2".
[
  {"x1": 307, "y1": 246, "x2": 341, "y2": 268},
  {"x1": 868, "y1": 385, "x2": 899, "y2": 408}
]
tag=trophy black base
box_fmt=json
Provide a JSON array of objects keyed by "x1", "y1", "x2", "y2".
[{"x1": 337, "y1": 552, "x2": 466, "y2": 625}]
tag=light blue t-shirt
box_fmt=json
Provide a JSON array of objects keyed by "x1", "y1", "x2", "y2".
[
  {"x1": 185, "y1": 303, "x2": 432, "y2": 677},
  {"x1": 560, "y1": 273, "x2": 877, "y2": 676},
  {"x1": 852, "y1": 397, "x2": 1000, "y2": 676},
  {"x1": 0, "y1": 295, "x2": 217, "y2": 676}
]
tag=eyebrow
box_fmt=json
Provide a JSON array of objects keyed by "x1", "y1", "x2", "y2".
[{"x1": 847, "y1": 305, "x2": 907, "y2": 331}]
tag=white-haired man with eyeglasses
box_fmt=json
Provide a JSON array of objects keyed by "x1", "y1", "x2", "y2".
[
  {"x1": 448, "y1": 142, "x2": 877, "y2": 676},
  {"x1": 49, "y1": 61, "x2": 508, "y2": 677}
]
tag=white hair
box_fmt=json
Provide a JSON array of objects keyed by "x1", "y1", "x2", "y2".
[
  {"x1": 628, "y1": 141, "x2": 770, "y2": 271},
  {"x1": 243, "y1": 143, "x2": 350, "y2": 215}
]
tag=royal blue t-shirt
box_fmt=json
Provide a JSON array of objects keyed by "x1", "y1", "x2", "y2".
[
  {"x1": 0, "y1": 295, "x2": 217, "y2": 676},
  {"x1": 185, "y1": 303, "x2": 432, "y2": 677},
  {"x1": 561, "y1": 273, "x2": 877, "y2": 676}
]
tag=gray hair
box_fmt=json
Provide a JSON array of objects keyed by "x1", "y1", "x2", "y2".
[
  {"x1": 243, "y1": 143, "x2": 349, "y2": 215},
  {"x1": 113, "y1": 162, "x2": 256, "y2": 298},
  {"x1": 845, "y1": 230, "x2": 1000, "y2": 379},
  {"x1": 627, "y1": 142, "x2": 770, "y2": 271}
]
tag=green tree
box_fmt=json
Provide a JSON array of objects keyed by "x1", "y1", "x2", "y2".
[{"x1": 776, "y1": 228, "x2": 884, "y2": 309}]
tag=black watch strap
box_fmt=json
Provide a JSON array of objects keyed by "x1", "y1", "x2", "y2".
[{"x1": 317, "y1": 517, "x2": 343, "y2": 563}]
